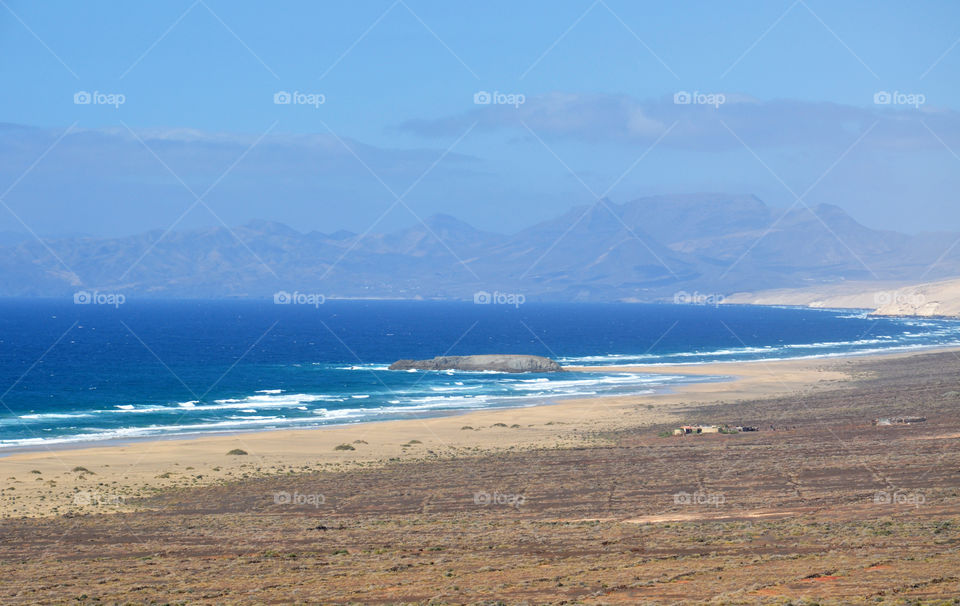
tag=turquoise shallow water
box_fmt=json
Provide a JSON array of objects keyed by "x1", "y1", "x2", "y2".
[{"x1": 1, "y1": 300, "x2": 957, "y2": 448}]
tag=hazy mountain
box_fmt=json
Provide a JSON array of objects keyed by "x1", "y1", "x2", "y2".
[{"x1": 1, "y1": 194, "x2": 957, "y2": 301}]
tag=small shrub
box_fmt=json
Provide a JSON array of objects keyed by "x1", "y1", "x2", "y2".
[
  {"x1": 461, "y1": 426, "x2": 474, "y2": 430},
  {"x1": 226, "y1": 449, "x2": 248, "y2": 456},
  {"x1": 71, "y1": 466, "x2": 93, "y2": 474},
  {"x1": 334, "y1": 444, "x2": 355, "y2": 451}
]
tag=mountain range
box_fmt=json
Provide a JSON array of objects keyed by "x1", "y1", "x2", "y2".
[{"x1": 3, "y1": 193, "x2": 959, "y2": 301}]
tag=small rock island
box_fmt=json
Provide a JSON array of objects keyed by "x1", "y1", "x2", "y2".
[{"x1": 388, "y1": 354, "x2": 564, "y2": 373}]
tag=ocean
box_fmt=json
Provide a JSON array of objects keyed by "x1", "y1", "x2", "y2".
[{"x1": 1, "y1": 299, "x2": 958, "y2": 449}]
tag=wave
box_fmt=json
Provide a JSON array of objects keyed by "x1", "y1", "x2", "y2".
[
  {"x1": 633, "y1": 340, "x2": 960, "y2": 366},
  {"x1": 332, "y1": 364, "x2": 391, "y2": 371},
  {"x1": 429, "y1": 385, "x2": 481, "y2": 392},
  {"x1": 556, "y1": 347, "x2": 781, "y2": 364},
  {"x1": 0, "y1": 416, "x2": 337, "y2": 448},
  {"x1": 19, "y1": 412, "x2": 94, "y2": 420},
  {"x1": 558, "y1": 327, "x2": 960, "y2": 366},
  {"x1": 0, "y1": 371, "x2": 685, "y2": 448},
  {"x1": 7, "y1": 311, "x2": 960, "y2": 450},
  {"x1": 80, "y1": 394, "x2": 349, "y2": 417}
]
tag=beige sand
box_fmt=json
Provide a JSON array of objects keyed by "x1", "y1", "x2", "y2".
[
  {"x1": 0, "y1": 349, "x2": 940, "y2": 518},
  {"x1": 724, "y1": 276, "x2": 960, "y2": 317}
]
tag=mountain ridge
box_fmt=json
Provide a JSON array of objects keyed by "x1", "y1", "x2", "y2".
[{"x1": 2, "y1": 193, "x2": 958, "y2": 301}]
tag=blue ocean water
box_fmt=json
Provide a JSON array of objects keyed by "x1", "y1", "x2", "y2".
[{"x1": 1, "y1": 300, "x2": 958, "y2": 449}]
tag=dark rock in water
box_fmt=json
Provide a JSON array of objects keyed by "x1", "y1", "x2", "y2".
[{"x1": 388, "y1": 355, "x2": 563, "y2": 373}]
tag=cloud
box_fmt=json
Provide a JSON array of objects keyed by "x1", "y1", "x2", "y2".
[
  {"x1": 398, "y1": 92, "x2": 960, "y2": 152},
  {"x1": 0, "y1": 124, "x2": 476, "y2": 181},
  {"x1": 0, "y1": 124, "x2": 479, "y2": 236}
]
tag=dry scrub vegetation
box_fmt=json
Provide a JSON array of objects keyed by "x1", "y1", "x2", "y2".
[{"x1": 1, "y1": 353, "x2": 959, "y2": 604}]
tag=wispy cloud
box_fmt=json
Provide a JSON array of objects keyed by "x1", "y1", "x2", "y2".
[
  {"x1": 399, "y1": 92, "x2": 960, "y2": 151},
  {"x1": 0, "y1": 123, "x2": 479, "y2": 236}
]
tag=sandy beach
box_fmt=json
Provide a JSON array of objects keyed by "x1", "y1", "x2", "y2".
[{"x1": 0, "y1": 350, "x2": 892, "y2": 518}]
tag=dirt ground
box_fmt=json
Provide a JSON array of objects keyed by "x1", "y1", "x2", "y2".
[{"x1": 1, "y1": 351, "x2": 960, "y2": 604}]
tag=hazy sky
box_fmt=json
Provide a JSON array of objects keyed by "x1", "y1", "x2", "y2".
[{"x1": 1, "y1": 0, "x2": 958, "y2": 237}]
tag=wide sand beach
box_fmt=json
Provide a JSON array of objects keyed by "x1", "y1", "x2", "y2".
[{"x1": 0, "y1": 353, "x2": 852, "y2": 519}]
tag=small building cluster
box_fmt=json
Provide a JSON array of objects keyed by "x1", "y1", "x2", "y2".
[
  {"x1": 875, "y1": 416, "x2": 926, "y2": 426},
  {"x1": 672, "y1": 424, "x2": 758, "y2": 435},
  {"x1": 673, "y1": 425, "x2": 718, "y2": 435}
]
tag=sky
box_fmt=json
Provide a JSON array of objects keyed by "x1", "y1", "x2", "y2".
[{"x1": 0, "y1": 0, "x2": 958, "y2": 237}]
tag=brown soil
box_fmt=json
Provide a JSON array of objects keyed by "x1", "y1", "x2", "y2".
[{"x1": 2, "y1": 351, "x2": 960, "y2": 604}]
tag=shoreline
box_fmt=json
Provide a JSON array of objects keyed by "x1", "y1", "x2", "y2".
[
  {"x1": 7, "y1": 345, "x2": 960, "y2": 601},
  {"x1": 3, "y1": 345, "x2": 956, "y2": 518},
  {"x1": 4, "y1": 339, "x2": 959, "y2": 457},
  {"x1": 0, "y1": 376, "x2": 725, "y2": 458},
  {"x1": 3, "y1": 343, "x2": 956, "y2": 458}
]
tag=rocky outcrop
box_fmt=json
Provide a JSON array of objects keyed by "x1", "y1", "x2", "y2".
[{"x1": 388, "y1": 355, "x2": 564, "y2": 373}]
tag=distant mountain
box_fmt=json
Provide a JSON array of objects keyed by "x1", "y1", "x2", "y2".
[{"x1": 1, "y1": 194, "x2": 958, "y2": 301}]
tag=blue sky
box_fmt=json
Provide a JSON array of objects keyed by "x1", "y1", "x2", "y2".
[{"x1": 1, "y1": 0, "x2": 958, "y2": 236}]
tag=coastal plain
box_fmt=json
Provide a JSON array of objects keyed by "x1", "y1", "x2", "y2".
[{"x1": 1, "y1": 349, "x2": 959, "y2": 603}]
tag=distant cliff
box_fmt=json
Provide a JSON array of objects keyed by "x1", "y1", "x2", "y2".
[
  {"x1": 725, "y1": 277, "x2": 960, "y2": 318},
  {"x1": 389, "y1": 355, "x2": 564, "y2": 373}
]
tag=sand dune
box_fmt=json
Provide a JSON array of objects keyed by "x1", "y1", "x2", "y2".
[{"x1": 725, "y1": 276, "x2": 960, "y2": 318}]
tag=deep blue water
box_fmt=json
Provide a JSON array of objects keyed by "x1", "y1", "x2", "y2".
[{"x1": 1, "y1": 300, "x2": 958, "y2": 449}]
